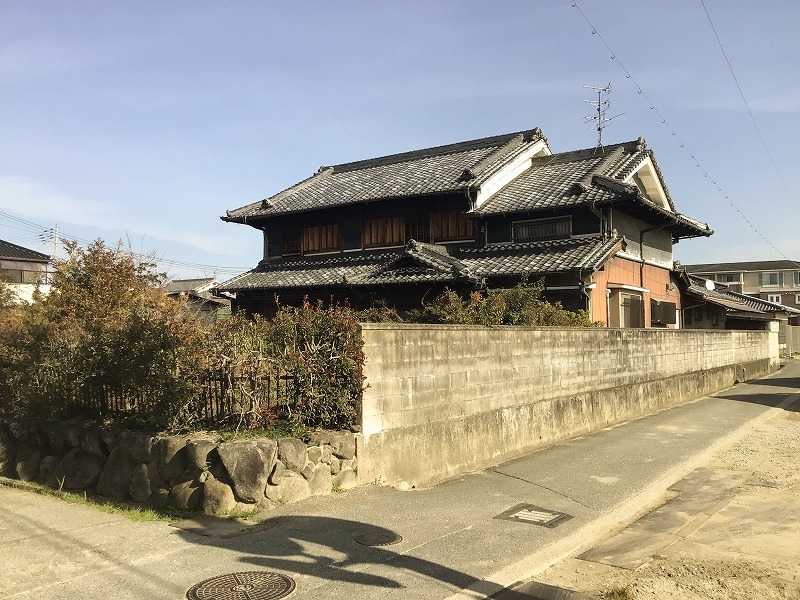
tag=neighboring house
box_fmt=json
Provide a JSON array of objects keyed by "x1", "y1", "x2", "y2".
[
  {"x1": 218, "y1": 128, "x2": 712, "y2": 326},
  {"x1": 678, "y1": 272, "x2": 798, "y2": 335},
  {"x1": 684, "y1": 260, "x2": 800, "y2": 315},
  {"x1": 164, "y1": 278, "x2": 231, "y2": 319},
  {"x1": 0, "y1": 239, "x2": 53, "y2": 304}
]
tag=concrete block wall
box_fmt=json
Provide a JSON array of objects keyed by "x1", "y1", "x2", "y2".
[{"x1": 357, "y1": 323, "x2": 779, "y2": 488}]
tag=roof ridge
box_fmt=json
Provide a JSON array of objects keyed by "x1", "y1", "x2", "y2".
[
  {"x1": 461, "y1": 133, "x2": 525, "y2": 180},
  {"x1": 573, "y1": 145, "x2": 627, "y2": 191},
  {"x1": 328, "y1": 128, "x2": 542, "y2": 174},
  {"x1": 532, "y1": 139, "x2": 641, "y2": 167}
]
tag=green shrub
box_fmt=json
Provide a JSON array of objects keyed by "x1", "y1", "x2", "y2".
[
  {"x1": 268, "y1": 299, "x2": 364, "y2": 429},
  {"x1": 409, "y1": 281, "x2": 599, "y2": 327}
]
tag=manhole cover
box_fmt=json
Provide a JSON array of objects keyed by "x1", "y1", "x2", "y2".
[
  {"x1": 353, "y1": 531, "x2": 403, "y2": 546},
  {"x1": 495, "y1": 503, "x2": 572, "y2": 528},
  {"x1": 186, "y1": 572, "x2": 295, "y2": 600}
]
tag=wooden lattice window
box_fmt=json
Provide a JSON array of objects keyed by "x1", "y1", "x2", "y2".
[
  {"x1": 362, "y1": 216, "x2": 406, "y2": 248},
  {"x1": 302, "y1": 224, "x2": 341, "y2": 254},
  {"x1": 512, "y1": 216, "x2": 571, "y2": 243},
  {"x1": 283, "y1": 229, "x2": 302, "y2": 256},
  {"x1": 431, "y1": 210, "x2": 474, "y2": 242}
]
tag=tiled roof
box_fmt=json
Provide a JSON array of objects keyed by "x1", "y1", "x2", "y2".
[
  {"x1": 458, "y1": 236, "x2": 622, "y2": 277},
  {"x1": 684, "y1": 260, "x2": 800, "y2": 273},
  {"x1": 683, "y1": 276, "x2": 800, "y2": 315},
  {"x1": 164, "y1": 278, "x2": 216, "y2": 294},
  {"x1": 223, "y1": 129, "x2": 545, "y2": 220},
  {"x1": 684, "y1": 283, "x2": 765, "y2": 313},
  {"x1": 217, "y1": 235, "x2": 622, "y2": 292},
  {"x1": 0, "y1": 239, "x2": 50, "y2": 262},
  {"x1": 726, "y1": 291, "x2": 800, "y2": 314}
]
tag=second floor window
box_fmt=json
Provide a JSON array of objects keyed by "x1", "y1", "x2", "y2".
[
  {"x1": 795, "y1": 271, "x2": 800, "y2": 286},
  {"x1": 303, "y1": 223, "x2": 341, "y2": 254},
  {"x1": 431, "y1": 210, "x2": 474, "y2": 242},
  {"x1": 363, "y1": 216, "x2": 405, "y2": 248},
  {"x1": 512, "y1": 216, "x2": 571, "y2": 243},
  {"x1": 760, "y1": 272, "x2": 783, "y2": 286}
]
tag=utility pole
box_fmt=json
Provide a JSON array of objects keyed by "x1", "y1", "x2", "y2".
[
  {"x1": 39, "y1": 224, "x2": 60, "y2": 259},
  {"x1": 583, "y1": 83, "x2": 622, "y2": 150},
  {"x1": 52, "y1": 223, "x2": 59, "y2": 260}
]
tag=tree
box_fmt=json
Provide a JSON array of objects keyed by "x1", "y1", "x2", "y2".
[{"x1": 0, "y1": 240, "x2": 206, "y2": 428}]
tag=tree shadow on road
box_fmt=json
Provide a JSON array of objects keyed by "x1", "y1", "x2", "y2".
[{"x1": 174, "y1": 514, "x2": 500, "y2": 597}]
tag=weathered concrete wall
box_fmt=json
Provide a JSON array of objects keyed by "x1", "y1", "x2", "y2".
[
  {"x1": 357, "y1": 323, "x2": 780, "y2": 488},
  {"x1": 785, "y1": 325, "x2": 800, "y2": 356}
]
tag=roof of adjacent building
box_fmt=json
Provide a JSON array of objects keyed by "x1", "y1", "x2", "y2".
[
  {"x1": 684, "y1": 260, "x2": 800, "y2": 273},
  {"x1": 217, "y1": 235, "x2": 623, "y2": 292},
  {"x1": 0, "y1": 239, "x2": 50, "y2": 262},
  {"x1": 683, "y1": 274, "x2": 800, "y2": 316},
  {"x1": 224, "y1": 128, "x2": 546, "y2": 221},
  {"x1": 164, "y1": 278, "x2": 217, "y2": 294}
]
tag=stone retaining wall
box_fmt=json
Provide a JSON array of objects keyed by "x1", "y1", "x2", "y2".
[{"x1": 0, "y1": 419, "x2": 357, "y2": 515}]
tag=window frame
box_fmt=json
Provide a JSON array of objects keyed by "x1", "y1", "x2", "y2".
[
  {"x1": 767, "y1": 293, "x2": 782, "y2": 304},
  {"x1": 511, "y1": 216, "x2": 572, "y2": 243},
  {"x1": 760, "y1": 272, "x2": 782, "y2": 287},
  {"x1": 430, "y1": 209, "x2": 474, "y2": 243},
  {"x1": 362, "y1": 216, "x2": 406, "y2": 249}
]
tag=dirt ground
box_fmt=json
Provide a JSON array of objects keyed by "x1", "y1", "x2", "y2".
[{"x1": 535, "y1": 398, "x2": 800, "y2": 599}]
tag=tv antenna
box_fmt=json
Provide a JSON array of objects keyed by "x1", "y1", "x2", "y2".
[{"x1": 583, "y1": 83, "x2": 623, "y2": 149}]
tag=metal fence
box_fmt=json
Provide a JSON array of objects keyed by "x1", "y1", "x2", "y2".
[{"x1": 195, "y1": 372, "x2": 297, "y2": 422}]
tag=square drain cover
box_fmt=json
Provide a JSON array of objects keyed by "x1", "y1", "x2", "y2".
[{"x1": 495, "y1": 503, "x2": 572, "y2": 528}]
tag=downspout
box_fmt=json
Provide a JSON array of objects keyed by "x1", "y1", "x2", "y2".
[
  {"x1": 578, "y1": 268, "x2": 592, "y2": 317},
  {"x1": 465, "y1": 188, "x2": 486, "y2": 247}
]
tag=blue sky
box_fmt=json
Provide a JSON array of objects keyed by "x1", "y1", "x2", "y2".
[{"x1": 1, "y1": 1, "x2": 797, "y2": 280}]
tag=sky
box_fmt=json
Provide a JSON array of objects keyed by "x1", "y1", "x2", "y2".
[{"x1": 1, "y1": 1, "x2": 798, "y2": 281}]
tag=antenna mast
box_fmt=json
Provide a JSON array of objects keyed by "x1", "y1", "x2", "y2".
[{"x1": 583, "y1": 83, "x2": 621, "y2": 149}]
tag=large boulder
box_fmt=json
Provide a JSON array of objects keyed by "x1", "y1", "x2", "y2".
[
  {"x1": 155, "y1": 436, "x2": 189, "y2": 483},
  {"x1": 202, "y1": 479, "x2": 237, "y2": 516},
  {"x1": 37, "y1": 456, "x2": 58, "y2": 484},
  {"x1": 95, "y1": 446, "x2": 136, "y2": 499},
  {"x1": 80, "y1": 427, "x2": 108, "y2": 460},
  {"x1": 328, "y1": 431, "x2": 356, "y2": 460},
  {"x1": 266, "y1": 472, "x2": 310, "y2": 505},
  {"x1": 43, "y1": 424, "x2": 68, "y2": 457},
  {"x1": 118, "y1": 431, "x2": 156, "y2": 463},
  {"x1": 305, "y1": 463, "x2": 332, "y2": 496},
  {"x1": 0, "y1": 427, "x2": 18, "y2": 477},
  {"x1": 169, "y1": 480, "x2": 202, "y2": 510},
  {"x1": 268, "y1": 460, "x2": 286, "y2": 486},
  {"x1": 217, "y1": 439, "x2": 277, "y2": 503},
  {"x1": 334, "y1": 467, "x2": 358, "y2": 490},
  {"x1": 129, "y1": 462, "x2": 162, "y2": 503},
  {"x1": 49, "y1": 449, "x2": 103, "y2": 490},
  {"x1": 186, "y1": 440, "x2": 217, "y2": 474},
  {"x1": 277, "y1": 437, "x2": 307, "y2": 472},
  {"x1": 15, "y1": 443, "x2": 42, "y2": 482}
]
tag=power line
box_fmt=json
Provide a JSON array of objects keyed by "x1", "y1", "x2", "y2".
[
  {"x1": 568, "y1": 0, "x2": 799, "y2": 268},
  {"x1": 699, "y1": 0, "x2": 788, "y2": 193},
  {"x1": 0, "y1": 211, "x2": 251, "y2": 276}
]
